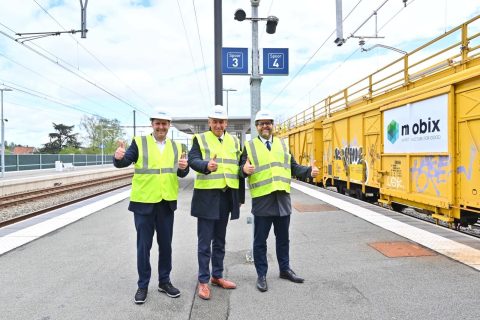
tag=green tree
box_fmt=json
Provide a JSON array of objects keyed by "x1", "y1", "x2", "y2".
[
  {"x1": 80, "y1": 116, "x2": 125, "y2": 154},
  {"x1": 40, "y1": 123, "x2": 81, "y2": 153}
]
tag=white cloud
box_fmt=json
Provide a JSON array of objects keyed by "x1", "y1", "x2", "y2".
[{"x1": 0, "y1": 0, "x2": 479, "y2": 147}]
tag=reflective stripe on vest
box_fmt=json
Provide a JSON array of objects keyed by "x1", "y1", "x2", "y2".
[
  {"x1": 194, "y1": 131, "x2": 240, "y2": 189},
  {"x1": 246, "y1": 137, "x2": 291, "y2": 198},
  {"x1": 130, "y1": 135, "x2": 180, "y2": 203},
  {"x1": 135, "y1": 136, "x2": 178, "y2": 174}
]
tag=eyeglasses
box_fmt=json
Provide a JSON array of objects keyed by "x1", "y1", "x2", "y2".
[{"x1": 256, "y1": 121, "x2": 273, "y2": 127}]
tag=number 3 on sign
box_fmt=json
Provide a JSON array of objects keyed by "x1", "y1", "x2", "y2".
[{"x1": 232, "y1": 58, "x2": 238, "y2": 68}]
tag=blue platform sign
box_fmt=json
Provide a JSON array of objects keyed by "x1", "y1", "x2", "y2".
[
  {"x1": 263, "y1": 48, "x2": 289, "y2": 75},
  {"x1": 222, "y1": 47, "x2": 249, "y2": 75}
]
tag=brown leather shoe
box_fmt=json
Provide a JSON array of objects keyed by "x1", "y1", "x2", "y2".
[
  {"x1": 211, "y1": 277, "x2": 237, "y2": 289},
  {"x1": 197, "y1": 283, "x2": 211, "y2": 300}
]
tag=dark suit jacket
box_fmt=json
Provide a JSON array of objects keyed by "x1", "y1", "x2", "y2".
[
  {"x1": 188, "y1": 135, "x2": 245, "y2": 220},
  {"x1": 113, "y1": 137, "x2": 189, "y2": 215}
]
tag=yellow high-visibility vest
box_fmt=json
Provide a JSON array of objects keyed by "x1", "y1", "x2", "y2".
[
  {"x1": 194, "y1": 131, "x2": 240, "y2": 189},
  {"x1": 245, "y1": 137, "x2": 291, "y2": 198},
  {"x1": 130, "y1": 135, "x2": 181, "y2": 202}
]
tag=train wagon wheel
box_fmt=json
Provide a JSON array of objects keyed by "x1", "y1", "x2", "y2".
[
  {"x1": 355, "y1": 189, "x2": 365, "y2": 200},
  {"x1": 391, "y1": 202, "x2": 406, "y2": 213}
]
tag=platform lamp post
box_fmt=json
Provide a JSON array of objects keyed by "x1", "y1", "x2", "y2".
[
  {"x1": 234, "y1": 0, "x2": 279, "y2": 262},
  {"x1": 234, "y1": 0, "x2": 279, "y2": 139},
  {"x1": 1, "y1": 88, "x2": 12, "y2": 178},
  {"x1": 222, "y1": 88, "x2": 237, "y2": 115}
]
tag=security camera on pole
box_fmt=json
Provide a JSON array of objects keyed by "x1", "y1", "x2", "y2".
[{"x1": 233, "y1": 1, "x2": 280, "y2": 139}]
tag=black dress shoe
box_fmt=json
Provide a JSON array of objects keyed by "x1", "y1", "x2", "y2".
[
  {"x1": 279, "y1": 269, "x2": 304, "y2": 283},
  {"x1": 134, "y1": 287, "x2": 148, "y2": 304},
  {"x1": 256, "y1": 276, "x2": 268, "y2": 292}
]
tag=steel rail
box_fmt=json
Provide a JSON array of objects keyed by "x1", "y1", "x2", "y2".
[
  {"x1": 0, "y1": 179, "x2": 131, "y2": 228},
  {"x1": 0, "y1": 173, "x2": 132, "y2": 207}
]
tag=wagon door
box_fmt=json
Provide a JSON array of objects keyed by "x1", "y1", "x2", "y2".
[
  {"x1": 323, "y1": 124, "x2": 333, "y2": 185},
  {"x1": 456, "y1": 83, "x2": 480, "y2": 208},
  {"x1": 364, "y1": 112, "x2": 381, "y2": 188}
]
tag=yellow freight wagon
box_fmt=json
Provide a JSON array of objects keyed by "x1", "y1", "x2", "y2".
[
  {"x1": 279, "y1": 14, "x2": 480, "y2": 227},
  {"x1": 322, "y1": 107, "x2": 382, "y2": 200},
  {"x1": 277, "y1": 113, "x2": 323, "y2": 184},
  {"x1": 379, "y1": 80, "x2": 480, "y2": 226}
]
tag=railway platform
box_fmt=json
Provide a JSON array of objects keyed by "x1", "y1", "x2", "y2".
[
  {"x1": 0, "y1": 165, "x2": 132, "y2": 197},
  {"x1": 1, "y1": 174, "x2": 480, "y2": 320}
]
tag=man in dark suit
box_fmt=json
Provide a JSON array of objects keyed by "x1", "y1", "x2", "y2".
[
  {"x1": 188, "y1": 105, "x2": 244, "y2": 300},
  {"x1": 113, "y1": 110, "x2": 189, "y2": 304},
  {"x1": 240, "y1": 110, "x2": 319, "y2": 292}
]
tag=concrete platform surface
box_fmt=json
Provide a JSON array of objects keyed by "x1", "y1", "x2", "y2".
[{"x1": 1, "y1": 177, "x2": 479, "y2": 320}]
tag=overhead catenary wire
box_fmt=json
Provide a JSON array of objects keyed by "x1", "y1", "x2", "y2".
[
  {"x1": 176, "y1": 0, "x2": 210, "y2": 110},
  {"x1": 31, "y1": 0, "x2": 156, "y2": 111},
  {"x1": 289, "y1": 0, "x2": 415, "y2": 113},
  {"x1": 0, "y1": 27, "x2": 147, "y2": 116},
  {"x1": 0, "y1": 80, "x2": 102, "y2": 117},
  {"x1": 258, "y1": 0, "x2": 275, "y2": 43},
  {"x1": 0, "y1": 51, "x2": 119, "y2": 116},
  {"x1": 377, "y1": 0, "x2": 417, "y2": 33},
  {"x1": 275, "y1": 0, "x2": 417, "y2": 115},
  {"x1": 192, "y1": 0, "x2": 212, "y2": 107},
  {"x1": 290, "y1": 48, "x2": 361, "y2": 110},
  {"x1": 347, "y1": 0, "x2": 390, "y2": 39},
  {"x1": 265, "y1": 0, "x2": 364, "y2": 108}
]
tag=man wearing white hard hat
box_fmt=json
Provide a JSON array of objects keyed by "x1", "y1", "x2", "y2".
[
  {"x1": 113, "y1": 109, "x2": 189, "y2": 304},
  {"x1": 188, "y1": 105, "x2": 244, "y2": 300},
  {"x1": 241, "y1": 109, "x2": 319, "y2": 292}
]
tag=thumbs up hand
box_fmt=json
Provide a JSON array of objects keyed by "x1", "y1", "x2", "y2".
[
  {"x1": 243, "y1": 157, "x2": 255, "y2": 175},
  {"x1": 310, "y1": 159, "x2": 319, "y2": 178},
  {"x1": 114, "y1": 140, "x2": 126, "y2": 160},
  {"x1": 207, "y1": 154, "x2": 218, "y2": 172},
  {"x1": 178, "y1": 152, "x2": 188, "y2": 170}
]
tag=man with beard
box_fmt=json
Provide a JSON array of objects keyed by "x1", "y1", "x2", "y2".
[
  {"x1": 240, "y1": 110, "x2": 319, "y2": 292},
  {"x1": 113, "y1": 109, "x2": 189, "y2": 304},
  {"x1": 188, "y1": 105, "x2": 243, "y2": 300}
]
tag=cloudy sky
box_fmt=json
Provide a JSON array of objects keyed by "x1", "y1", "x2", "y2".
[{"x1": 0, "y1": 0, "x2": 479, "y2": 148}]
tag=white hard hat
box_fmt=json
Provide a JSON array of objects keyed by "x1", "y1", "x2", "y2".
[
  {"x1": 150, "y1": 109, "x2": 172, "y2": 121},
  {"x1": 254, "y1": 110, "x2": 275, "y2": 122},
  {"x1": 208, "y1": 105, "x2": 228, "y2": 120}
]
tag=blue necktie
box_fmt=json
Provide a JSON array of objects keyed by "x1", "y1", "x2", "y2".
[{"x1": 265, "y1": 140, "x2": 271, "y2": 151}]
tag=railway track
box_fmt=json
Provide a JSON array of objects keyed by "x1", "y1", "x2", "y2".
[
  {"x1": 399, "y1": 207, "x2": 480, "y2": 239},
  {"x1": 0, "y1": 173, "x2": 132, "y2": 228},
  {"x1": 326, "y1": 184, "x2": 480, "y2": 239}
]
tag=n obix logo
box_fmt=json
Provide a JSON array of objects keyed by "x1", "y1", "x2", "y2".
[
  {"x1": 401, "y1": 117, "x2": 440, "y2": 136},
  {"x1": 388, "y1": 117, "x2": 440, "y2": 144}
]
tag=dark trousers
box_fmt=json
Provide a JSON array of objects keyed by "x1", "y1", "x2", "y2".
[
  {"x1": 197, "y1": 191, "x2": 231, "y2": 283},
  {"x1": 134, "y1": 201, "x2": 174, "y2": 289},
  {"x1": 253, "y1": 215, "x2": 290, "y2": 277}
]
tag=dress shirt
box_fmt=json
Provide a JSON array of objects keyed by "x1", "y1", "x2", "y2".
[
  {"x1": 153, "y1": 136, "x2": 166, "y2": 153},
  {"x1": 257, "y1": 135, "x2": 273, "y2": 149}
]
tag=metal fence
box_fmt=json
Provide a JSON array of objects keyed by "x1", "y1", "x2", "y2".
[{"x1": 1, "y1": 154, "x2": 114, "y2": 172}]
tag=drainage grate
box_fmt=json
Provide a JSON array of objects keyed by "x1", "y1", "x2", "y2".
[
  {"x1": 368, "y1": 241, "x2": 436, "y2": 258},
  {"x1": 293, "y1": 203, "x2": 338, "y2": 212}
]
